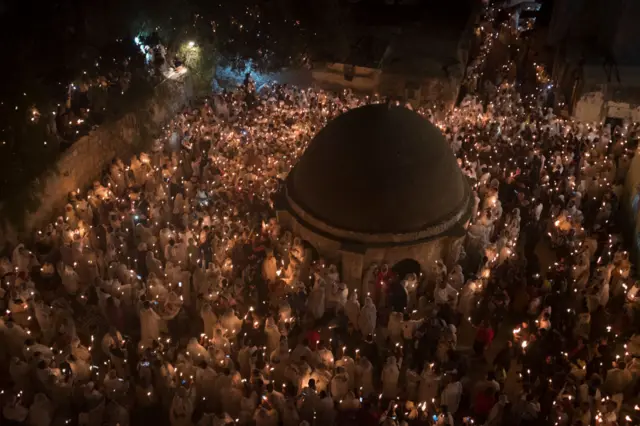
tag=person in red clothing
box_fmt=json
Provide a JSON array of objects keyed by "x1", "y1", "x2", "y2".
[
  {"x1": 305, "y1": 329, "x2": 320, "y2": 350},
  {"x1": 474, "y1": 387, "x2": 497, "y2": 423},
  {"x1": 473, "y1": 319, "x2": 495, "y2": 355}
]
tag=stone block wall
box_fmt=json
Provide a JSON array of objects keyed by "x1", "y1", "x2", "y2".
[
  {"x1": 574, "y1": 91, "x2": 605, "y2": 123},
  {"x1": 0, "y1": 76, "x2": 193, "y2": 247}
]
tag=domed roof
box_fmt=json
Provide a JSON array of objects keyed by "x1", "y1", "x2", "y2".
[{"x1": 286, "y1": 104, "x2": 470, "y2": 237}]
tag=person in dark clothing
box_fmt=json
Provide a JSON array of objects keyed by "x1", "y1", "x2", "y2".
[
  {"x1": 388, "y1": 280, "x2": 408, "y2": 313},
  {"x1": 493, "y1": 340, "x2": 514, "y2": 377}
]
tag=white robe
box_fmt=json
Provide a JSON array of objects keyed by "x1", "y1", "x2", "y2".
[
  {"x1": 330, "y1": 373, "x2": 349, "y2": 401},
  {"x1": 200, "y1": 304, "x2": 217, "y2": 339},
  {"x1": 382, "y1": 359, "x2": 400, "y2": 399},
  {"x1": 355, "y1": 359, "x2": 374, "y2": 396},
  {"x1": 106, "y1": 400, "x2": 129, "y2": 426},
  {"x1": 336, "y1": 356, "x2": 356, "y2": 390},
  {"x1": 195, "y1": 366, "x2": 218, "y2": 403},
  {"x1": 405, "y1": 369, "x2": 420, "y2": 402},
  {"x1": 458, "y1": 280, "x2": 480, "y2": 317},
  {"x1": 60, "y1": 264, "x2": 80, "y2": 295},
  {"x1": 344, "y1": 295, "x2": 360, "y2": 329},
  {"x1": 28, "y1": 393, "x2": 54, "y2": 426},
  {"x1": 265, "y1": 319, "x2": 282, "y2": 356},
  {"x1": 262, "y1": 255, "x2": 278, "y2": 283},
  {"x1": 254, "y1": 408, "x2": 279, "y2": 426},
  {"x1": 186, "y1": 338, "x2": 211, "y2": 364},
  {"x1": 358, "y1": 298, "x2": 377, "y2": 337},
  {"x1": 418, "y1": 368, "x2": 439, "y2": 404},
  {"x1": 170, "y1": 390, "x2": 195, "y2": 426},
  {"x1": 3, "y1": 400, "x2": 28, "y2": 422},
  {"x1": 440, "y1": 381, "x2": 463, "y2": 414},
  {"x1": 220, "y1": 311, "x2": 242, "y2": 337},
  {"x1": 307, "y1": 284, "x2": 326, "y2": 320},
  {"x1": 10, "y1": 358, "x2": 31, "y2": 390},
  {"x1": 317, "y1": 348, "x2": 334, "y2": 370},
  {"x1": 140, "y1": 306, "x2": 161, "y2": 343}
]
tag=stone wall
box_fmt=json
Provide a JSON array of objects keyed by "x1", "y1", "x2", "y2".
[
  {"x1": 0, "y1": 76, "x2": 193, "y2": 247},
  {"x1": 574, "y1": 91, "x2": 605, "y2": 123},
  {"x1": 311, "y1": 63, "x2": 382, "y2": 93},
  {"x1": 574, "y1": 91, "x2": 640, "y2": 123},
  {"x1": 623, "y1": 151, "x2": 640, "y2": 267}
]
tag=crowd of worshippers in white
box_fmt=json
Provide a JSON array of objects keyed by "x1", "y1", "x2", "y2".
[{"x1": 2, "y1": 75, "x2": 640, "y2": 426}]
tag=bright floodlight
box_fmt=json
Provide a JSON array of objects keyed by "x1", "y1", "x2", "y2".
[{"x1": 188, "y1": 41, "x2": 195, "y2": 48}]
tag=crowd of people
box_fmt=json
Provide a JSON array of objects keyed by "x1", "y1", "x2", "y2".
[
  {"x1": 2, "y1": 7, "x2": 640, "y2": 426},
  {"x1": 42, "y1": 36, "x2": 176, "y2": 148}
]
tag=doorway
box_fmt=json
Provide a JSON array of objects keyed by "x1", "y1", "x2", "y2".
[{"x1": 391, "y1": 258, "x2": 422, "y2": 280}]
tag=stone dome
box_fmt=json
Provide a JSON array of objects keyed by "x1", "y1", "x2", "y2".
[{"x1": 285, "y1": 104, "x2": 470, "y2": 239}]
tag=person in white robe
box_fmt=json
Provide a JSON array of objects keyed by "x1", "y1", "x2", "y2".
[
  {"x1": 318, "y1": 392, "x2": 338, "y2": 422},
  {"x1": 358, "y1": 297, "x2": 377, "y2": 337},
  {"x1": 10, "y1": 357, "x2": 31, "y2": 391},
  {"x1": 238, "y1": 342, "x2": 256, "y2": 379},
  {"x1": 265, "y1": 382, "x2": 286, "y2": 415},
  {"x1": 402, "y1": 273, "x2": 419, "y2": 309},
  {"x1": 32, "y1": 300, "x2": 54, "y2": 345},
  {"x1": 170, "y1": 386, "x2": 195, "y2": 426},
  {"x1": 220, "y1": 308, "x2": 242, "y2": 337},
  {"x1": 70, "y1": 337, "x2": 93, "y2": 364},
  {"x1": 105, "y1": 400, "x2": 129, "y2": 426},
  {"x1": 264, "y1": 316, "x2": 281, "y2": 356},
  {"x1": 381, "y1": 356, "x2": 400, "y2": 399},
  {"x1": 355, "y1": 355, "x2": 374, "y2": 396},
  {"x1": 239, "y1": 387, "x2": 258, "y2": 424},
  {"x1": 135, "y1": 376, "x2": 158, "y2": 409},
  {"x1": 316, "y1": 340, "x2": 334, "y2": 370},
  {"x1": 59, "y1": 262, "x2": 80, "y2": 295},
  {"x1": 405, "y1": 368, "x2": 421, "y2": 402},
  {"x1": 440, "y1": 377, "x2": 463, "y2": 414},
  {"x1": 254, "y1": 406, "x2": 279, "y2": 426},
  {"x1": 387, "y1": 311, "x2": 404, "y2": 344},
  {"x1": 278, "y1": 300, "x2": 292, "y2": 325},
  {"x1": 187, "y1": 337, "x2": 211, "y2": 364},
  {"x1": 146, "y1": 252, "x2": 164, "y2": 278},
  {"x1": 307, "y1": 278, "x2": 326, "y2": 321},
  {"x1": 2, "y1": 319, "x2": 30, "y2": 357},
  {"x1": 447, "y1": 265, "x2": 464, "y2": 291},
  {"x1": 291, "y1": 339, "x2": 314, "y2": 365},
  {"x1": 362, "y1": 263, "x2": 379, "y2": 302},
  {"x1": 344, "y1": 292, "x2": 360, "y2": 329},
  {"x1": 484, "y1": 394, "x2": 508, "y2": 426},
  {"x1": 12, "y1": 244, "x2": 37, "y2": 274},
  {"x1": 262, "y1": 250, "x2": 278, "y2": 283},
  {"x1": 418, "y1": 363, "x2": 439, "y2": 404},
  {"x1": 434, "y1": 280, "x2": 458, "y2": 308},
  {"x1": 604, "y1": 362, "x2": 633, "y2": 395},
  {"x1": 330, "y1": 366, "x2": 350, "y2": 402},
  {"x1": 3, "y1": 395, "x2": 29, "y2": 423},
  {"x1": 201, "y1": 303, "x2": 218, "y2": 339},
  {"x1": 270, "y1": 337, "x2": 290, "y2": 365},
  {"x1": 139, "y1": 301, "x2": 161, "y2": 344},
  {"x1": 23, "y1": 338, "x2": 54, "y2": 363},
  {"x1": 221, "y1": 384, "x2": 243, "y2": 418},
  {"x1": 458, "y1": 279, "x2": 481, "y2": 318},
  {"x1": 68, "y1": 353, "x2": 92, "y2": 382},
  {"x1": 282, "y1": 398, "x2": 301, "y2": 426},
  {"x1": 27, "y1": 393, "x2": 54, "y2": 426},
  {"x1": 211, "y1": 327, "x2": 231, "y2": 354}
]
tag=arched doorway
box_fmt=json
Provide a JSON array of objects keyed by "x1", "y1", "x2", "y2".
[{"x1": 392, "y1": 258, "x2": 422, "y2": 280}]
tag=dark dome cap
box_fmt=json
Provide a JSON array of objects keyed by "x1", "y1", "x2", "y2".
[{"x1": 287, "y1": 104, "x2": 470, "y2": 236}]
